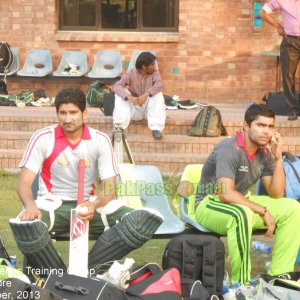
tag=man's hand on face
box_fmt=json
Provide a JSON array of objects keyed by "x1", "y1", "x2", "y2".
[
  {"x1": 20, "y1": 207, "x2": 42, "y2": 221},
  {"x1": 270, "y1": 132, "x2": 283, "y2": 160}
]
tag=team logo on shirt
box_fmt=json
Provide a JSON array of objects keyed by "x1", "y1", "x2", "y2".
[
  {"x1": 238, "y1": 165, "x2": 248, "y2": 172},
  {"x1": 57, "y1": 155, "x2": 69, "y2": 167},
  {"x1": 84, "y1": 158, "x2": 90, "y2": 167}
]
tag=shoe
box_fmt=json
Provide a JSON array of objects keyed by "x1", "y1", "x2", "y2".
[
  {"x1": 287, "y1": 110, "x2": 298, "y2": 121},
  {"x1": 177, "y1": 99, "x2": 198, "y2": 109},
  {"x1": 152, "y1": 130, "x2": 162, "y2": 139}
]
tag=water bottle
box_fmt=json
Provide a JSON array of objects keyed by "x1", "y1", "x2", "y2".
[
  {"x1": 222, "y1": 271, "x2": 230, "y2": 295},
  {"x1": 251, "y1": 241, "x2": 271, "y2": 252},
  {"x1": 9, "y1": 255, "x2": 16, "y2": 268},
  {"x1": 265, "y1": 261, "x2": 271, "y2": 271}
]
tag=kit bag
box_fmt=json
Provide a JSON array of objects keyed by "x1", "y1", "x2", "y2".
[
  {"x1": 162, "y1": 233, "x2": 225, "y2": 298},
  {"x1": 0, "y1": 278, "x2": 63, "y2": 300},
  {"x1": 86, "y1": 81, "x2": 114, "y2": 114},
  {"x1": 0, "y1": 42, "x2": 13, "y2": 74},
  {"x1": 44, "y1": 272, "x2": 128, "y2": 300},
  {"x1": 261, "y1": 91, "x2": 298, "y2": 116},
  {"x1": 0, "y1": 234, "x2": 10, "y2": 262},
  {"x1": 189, "y1": 105, "x2": 227, "y2": 137},
  {"x1": 283, "y1": 152, "x2": 300, "y2": 200},
  {"x1": 126, "y1": 263, "x2": 182, "y2": 300}
]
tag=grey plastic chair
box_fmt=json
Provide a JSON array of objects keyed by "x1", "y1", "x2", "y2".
[
  {"x1": 127, "y1": 50, "x2": 158, "y2": 71},
  {"x1": 17, "y1": 49, "x2": 53, "y2": 77},
  {"x1": 118, "y1": 164, "x2": 185, "y2": 236},
  {"x1": 53, "y1": 50, "x2": 88, "y2": 77},
  {"x1": 88, "y1": 50, "x2": 122, "y2": 78},
  {"x1": 0, "y1": 48, "x2": 19, "y2": 76}
]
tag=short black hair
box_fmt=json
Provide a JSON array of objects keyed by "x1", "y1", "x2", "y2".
[
  {"x1": 244, "y1": 104, "x2": 275, "y2": 126},
  {"x1": 55, "y1": 88, "x2": 86, "y2": 113},
  {"x1": 135, "y1": 52, "x2": 157, "y2": 70}
]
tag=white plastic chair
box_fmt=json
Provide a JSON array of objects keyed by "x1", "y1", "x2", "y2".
[
  {"x1": 118, "y1": 164, "x2": 185, "y2": 236},
  {"x1": 0, "y1": 48, "x2": 19, "y2": 76},
  {"x1": 17, "y1": 49, "x2": 53, "y2": 77},
  {"x1": 88, "y1": 50, "x2": 122, "y2": 78},
  {"x1": 127, "y1": 50, "x2": 158, "y2": 71},
  {"x1": 53, "y1": 50, "x2": 88, "y2": 77}
]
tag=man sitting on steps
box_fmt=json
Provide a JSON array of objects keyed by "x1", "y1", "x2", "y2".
[{"x1": 112, "y1": 52, "x2": 166, "y2": 140}]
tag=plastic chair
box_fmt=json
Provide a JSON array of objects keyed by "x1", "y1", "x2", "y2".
[
  {"x1": 53, "y1": 51, "x2": 88, "y2": 77},
  {"x1": 118, "y1": 164, "x2": 185, "y2": 236},
  {"x1": 127, "y1": 50, "x2": 158, "y2": 71},
  {"x1": 17, "y1": 49, "x2": 53, "y2": 77},
  {"x1": 87, "y1": 50, "x2": 122, "y2": 78},
  {"x1": 177, "y1": 164, "x2": 211, "y2": 232},
  {"x1": 0, "y1": 48, "x2": 19, "y2": 76}
]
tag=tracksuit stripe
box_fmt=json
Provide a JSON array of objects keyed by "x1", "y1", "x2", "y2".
[{"x1": 206, "y1": 199, "x2": 250, "y2": 283}]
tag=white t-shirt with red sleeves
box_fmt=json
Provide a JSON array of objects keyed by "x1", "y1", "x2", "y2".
[{"x1": 19, "y1": 124, "x2": 119, "y2": 201}]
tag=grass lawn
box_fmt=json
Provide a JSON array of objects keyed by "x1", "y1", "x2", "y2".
[{"x1": 1, "y1": 170, "x2": 299, "y2": 282}]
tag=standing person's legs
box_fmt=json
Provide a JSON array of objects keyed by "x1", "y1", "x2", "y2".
[
  {"x1": 113, "y1": 94, "x2": 144, "y2": 129},
  {"x1": 250, "y1": 195, "x2": 300, "y2": 276},
  {"x1": 195, "y1": 196, "x2": 254, "y2": 284},
  {"x1": 145, "y1": 92, "x2": 166, "y2": 132},
  {"x1": 280, "y1": 37, "x2": 300, "y2": 118}
]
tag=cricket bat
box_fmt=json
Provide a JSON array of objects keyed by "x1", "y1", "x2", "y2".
[{"x1": 68, "y1": 159, "x2": 89, "y2": 277}]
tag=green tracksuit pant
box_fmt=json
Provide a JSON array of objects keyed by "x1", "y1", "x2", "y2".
[{"x1": 195, "y1": 194, "x2": 300, "y2": 284}]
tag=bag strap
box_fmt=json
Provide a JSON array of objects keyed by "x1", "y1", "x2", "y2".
[{"x1": 283, "y1": 157, "x2": 300, "y2": 184}]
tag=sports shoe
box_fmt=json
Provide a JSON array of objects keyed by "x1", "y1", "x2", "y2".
[
  {"x1": 177, "y1": 99, "x2": 198, "y2": 109},
  {"x1": 152, "y1": 130, "x2": 163, "y2": 139},
  {"x1": 164, "y1": 95, "x2": 178, "y2": 109}
]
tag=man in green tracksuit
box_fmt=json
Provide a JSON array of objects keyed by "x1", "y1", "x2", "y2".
[{"x1": 195, "y1": 104, "x2": 300, "y2": 284}]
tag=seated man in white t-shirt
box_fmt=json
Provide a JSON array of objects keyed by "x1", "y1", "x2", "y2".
[{"x1": 9, "y1": 87, "x2": 163, "y2": 277}]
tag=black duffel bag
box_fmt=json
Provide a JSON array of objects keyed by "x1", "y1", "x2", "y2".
[
  {"x1": 262, "y1": 91, "x2": 300, "y2": 116},
  {"x1": 44, "y1": 273, "x2": 128, "y2": 300}
]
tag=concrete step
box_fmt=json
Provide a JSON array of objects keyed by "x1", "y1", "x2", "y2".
[
  {"x1": 2, "y1": 131, "x2": 300, "y2": 156},
  {"x1": 1, "y1": 106, "x2": 300, "y2": 136},
  {"x1": 0, "y1": 148, "x2": 206, "y2": 174}
]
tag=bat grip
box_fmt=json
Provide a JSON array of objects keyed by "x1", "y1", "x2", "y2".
[{"x1": 77, "y1": 159, "x2": 85, "y2": 205}]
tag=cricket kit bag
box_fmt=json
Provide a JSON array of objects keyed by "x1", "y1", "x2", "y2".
[
  {"x1": 162, "y1": 233, "x2": 225, "y2": 298},
  {"x1": 126, "y1": 263, "x2": 182, "y2": 300},
  {"x1": 262, "y1": 91, "x2": 300, "y2": 116},
  {"x1": 0, "y1": 42, "x2": 13, "y2": 74},
  {"x1": 0, "y1": 278, "x2": 63, "y2": 300},
  {"x1": 282, "y1": 152, "x2": 300, "y2": 200},
  {"x1": 189, "y1": 105, "x2": 227, "y2": 137},
  {"x1": 44, "y1": 272, "x2": 128, "y2": 300}
]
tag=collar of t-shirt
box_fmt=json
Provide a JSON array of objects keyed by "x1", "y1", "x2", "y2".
[
  {"x1": 55, "y1": 124, "x2": 91, "y2": 148},
  {"x1": 236, "y1": 131, "x2": 267, "y2": 160}
]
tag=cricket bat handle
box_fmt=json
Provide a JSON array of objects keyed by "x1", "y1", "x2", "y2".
[{"x1": 77, "y1": 159, "x2": 85, "y2": 205}]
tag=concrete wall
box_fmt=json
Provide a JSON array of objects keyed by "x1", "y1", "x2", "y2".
[{"x1": 0, "y1": 0, "x2": 286, "y2": 103}]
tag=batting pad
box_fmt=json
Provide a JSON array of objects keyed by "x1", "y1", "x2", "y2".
[
  {"x1": 88, "y1": 209, "x2": 163, "y2": 275},
  {"x1": 9, "y1": 218, "x2": 67, "y2": 276}
]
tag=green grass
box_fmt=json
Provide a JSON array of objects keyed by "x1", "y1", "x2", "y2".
[{"x1": 0, "y1": 171, "x2": 299, "y2": 281}]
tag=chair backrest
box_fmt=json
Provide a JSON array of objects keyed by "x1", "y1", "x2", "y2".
[
  {"x1": 17, "y1": 49, "x2": 53, "y2": 77},
  {"x1": 88, "y1": 50, "x2": 122, "y2": 78},
  {"x1": 255, "y1": 178, "x2": 268, "y2": 195},
  {"x1": 179, "y1": 164, "x2": 203, "y2": 218},
  {"x1": 127, "y1": 50, "x2": 158, "y2": 71},
  {"x1": 118, "y1": 163, "x2": 185, "y2": 236},
  {"x1": 53, "y1": 50, "x2": 88, "y2": 77},
  {"x1": 0, "y1": 48, "x2": 19, "y2": 76}
]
